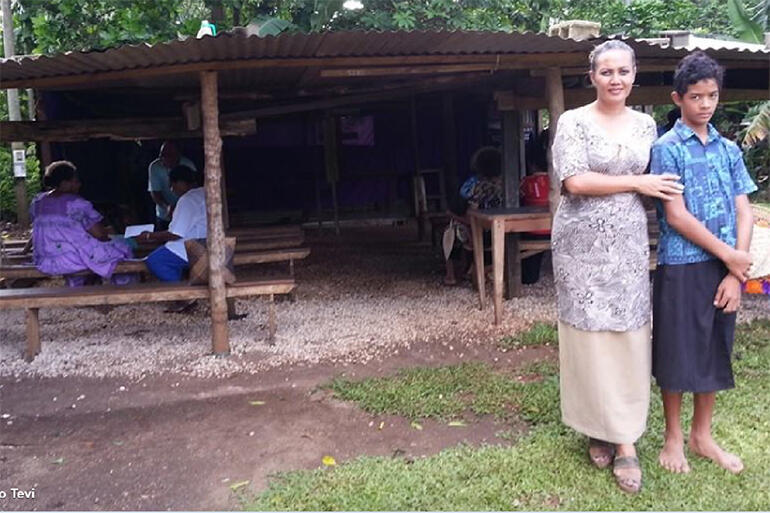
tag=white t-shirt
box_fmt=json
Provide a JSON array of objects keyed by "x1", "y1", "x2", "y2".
[{"x1": 166, "y1": 187, "x2": 207, "y2": 261}]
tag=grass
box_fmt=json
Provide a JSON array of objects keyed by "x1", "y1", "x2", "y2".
[
  {"x1": 243, "y1": 320, "x2": 770, "y2": 511},
  {"x1": 498, "y1": 322, "x2": 558, "y2": 351}
]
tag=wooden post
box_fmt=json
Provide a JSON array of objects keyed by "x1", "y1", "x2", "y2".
[
  {"x1": 323, "y1": 114, "x2": 341, "y2": 235},
  {"x1": 502, "y1": 110, "x2": 523, "y2": 299},
  {"x1": 545, "y1": 68, "x2": 565, "y2": 214},
  {"x1": 220, "y1": 152, "x2": 230, "y2": 230},
  {"x1": 199, "y1": 71, "x2": 230, "y2": 356},
  {"x1": 2, "y1": 0, "x2": 28, "y2": 228},
  {"x1": 24, "y1": 308, "x2": 40, "y2": 362},
  {"x1": 441, "y1": 93, "x2": 456, "y2": 211},
  {"x1": 410, "y1": 95, "x2": 426, "y2": 240}
]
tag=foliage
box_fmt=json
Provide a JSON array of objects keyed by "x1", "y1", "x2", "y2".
[
  {"x1": 326, "y1": 0, "x2": 738, "y2": 37},
  {"x1": 0, "y1": 90, "x2": 41, "y2": 222},
  {"x1": 244, "y1": 320, "x2": 770, "y2": 511},
  {"x1": 711, "y1": 102, "x2": 770, "y2": 197},
  {"x1": 742, "y1": 101, "x2": 770, "y2": 147},
  {"x1": 552, "y1": 0, "x2": 739, "y2": 38},
  {"x1": 0, "y1": 144, "x2": 41, "y2": 222},
  {"x1": 727, "y1": 0, "x2": 770, "y2": 43}
]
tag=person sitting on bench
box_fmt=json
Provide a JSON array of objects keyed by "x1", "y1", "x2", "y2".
[
  {"x1": 30, "y1": 160, "x2": 134, "y2": 287},
  {"x1": 138, "y1": 165, "x2": 206, "y2": 282}
]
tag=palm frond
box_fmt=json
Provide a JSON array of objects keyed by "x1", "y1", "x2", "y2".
[{"x1": 743, "y1": 101, "x2": 770, "y2": 148}]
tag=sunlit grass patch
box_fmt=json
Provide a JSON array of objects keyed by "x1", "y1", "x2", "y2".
[
  {"x1": 243, "y1": 320, "x2": 770, "y2": 511},
  {"x1": 499, "y1": 322, "x2": 558, "y2": 351}
]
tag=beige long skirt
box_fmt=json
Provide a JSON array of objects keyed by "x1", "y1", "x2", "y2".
[{"x1": 558, "y1": 321, "x2": 652, "y2": 445}]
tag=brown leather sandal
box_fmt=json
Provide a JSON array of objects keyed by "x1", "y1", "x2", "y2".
[
  {"x1": 613, "y1": 455, "x2": 642, "y2": 494},
  {"x1": 588, "y1": 438, "x2": 615, "y2": 469}
]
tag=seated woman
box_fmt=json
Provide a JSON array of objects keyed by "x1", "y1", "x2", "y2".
[
  {"x1": 443, "y1": 146, "x2": 503, "y2": 285},
  {"x1": 30, "y1": 161, "x2": 134, "y2": 287},
  {"x1": 137, "y1": 164, "x2": 206, "y2": 282}
]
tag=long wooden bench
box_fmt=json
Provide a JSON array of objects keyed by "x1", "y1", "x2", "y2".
[
  {"x1": 0, "y1": 247, "x2": 311, "y2": 282},
  {"x1": 0, "y1": 279, "x2": 295, "y2": 362}
]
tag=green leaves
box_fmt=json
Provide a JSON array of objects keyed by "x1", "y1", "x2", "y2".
[{"x1": 727, "y1": 0, "x2": 768, "y2": 43}]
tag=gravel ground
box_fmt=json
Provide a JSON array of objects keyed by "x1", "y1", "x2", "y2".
[
  {"x1": 1, "y1": 223, "x2": 766, "y2": 379},
  {"x1": 0, "y1": 225, "x2": 556, "y2": 380}
]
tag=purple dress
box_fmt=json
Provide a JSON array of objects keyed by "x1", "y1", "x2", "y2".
[{"x1": 30, "y1": 192, "x2": 132, "y2": 280}]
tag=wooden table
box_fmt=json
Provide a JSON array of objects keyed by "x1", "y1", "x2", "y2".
[{"x1": 468, "y1": 206, "x2": 552, "y2": 325}]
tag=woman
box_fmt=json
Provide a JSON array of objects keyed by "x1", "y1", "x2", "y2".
[
  {"x1": 30, "y1": 160, "x2": 134, "y2": 286},
  {"x1": 551, "y1": 40, "x2": 683, "y2": 493},
  {"x1": 443, "y1": 146, "x2": 502, "y2": 285}
]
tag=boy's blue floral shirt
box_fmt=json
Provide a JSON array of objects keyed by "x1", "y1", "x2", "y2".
[{"x1": 650, "y1": 119, "x2": 757, "y2": 265}]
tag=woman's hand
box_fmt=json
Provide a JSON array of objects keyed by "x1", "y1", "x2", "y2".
[
  {"x1": 722, "y1": 248, "x2": 752, "y2": 283},
  {"x1": 634, "y1": 174, "x2": 684, "y2": 200}
]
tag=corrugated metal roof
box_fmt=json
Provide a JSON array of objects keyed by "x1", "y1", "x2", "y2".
[{"x1": 1, "y1": 29, "x2": 767, "y2": 88}]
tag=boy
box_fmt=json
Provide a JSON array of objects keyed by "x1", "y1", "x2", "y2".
[{"x1": 650, "y1": 51, "x2": 756, "y2": 475}]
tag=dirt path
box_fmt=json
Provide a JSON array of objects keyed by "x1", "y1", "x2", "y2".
[{"x1": 1, "y1": 338, "x2": 552, "y2": 511}]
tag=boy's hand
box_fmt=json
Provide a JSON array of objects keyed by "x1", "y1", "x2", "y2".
[
  {"x1": 714, "y1": 274, "x2": 742, "y2": 313},
  {"x1": 723, "y1": 248, "x2": 752, "y2": 283}
]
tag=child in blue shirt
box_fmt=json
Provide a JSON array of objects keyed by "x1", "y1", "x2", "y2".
[{"x1": 650, "y1": 52, "x2": 756, "y2": 475}]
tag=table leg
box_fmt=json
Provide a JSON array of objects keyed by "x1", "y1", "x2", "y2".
[
  {"x1": 492, "y1": 219, "x2": 505, "y2": 325},
  {"x1": 470, "y1": 216, "x2": 485, "y2": 310}
]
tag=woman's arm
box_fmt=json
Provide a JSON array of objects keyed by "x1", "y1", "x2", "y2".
[
  {"x1": 86, "y1": 222, "x2": 111, "y2": 242},
  {"x1": 563, "y1": 172, "x2": 684, "y2": 200}
]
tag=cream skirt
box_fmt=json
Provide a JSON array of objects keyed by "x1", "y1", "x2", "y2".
[{"x1": 558, "y1": 321, "x2": 652, "y2": 445}]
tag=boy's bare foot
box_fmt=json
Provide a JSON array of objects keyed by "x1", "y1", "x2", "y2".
[
  {"x1": 659, "y1": 434, "x2": 690, "y2": 473},
  {"x1": 689, "y1": 434, "x2": 744, "y2": 474}
]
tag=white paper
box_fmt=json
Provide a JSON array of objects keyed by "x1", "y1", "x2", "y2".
[{"x1": 124, "y1": 224, "x2": 155, "y2": 238}]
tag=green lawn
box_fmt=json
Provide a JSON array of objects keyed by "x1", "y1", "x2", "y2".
[{"x1": 243, "y1": 320, "x2": 770, "y2": 511}]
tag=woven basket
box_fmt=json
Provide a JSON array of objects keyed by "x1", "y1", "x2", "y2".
[{"x1": 748, "y1": 224, "x2": 770, "y2": 280}]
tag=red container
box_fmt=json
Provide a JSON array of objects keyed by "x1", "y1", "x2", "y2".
[{"x1": 520, "y1": 173, "x2": 551, "y2": 235}]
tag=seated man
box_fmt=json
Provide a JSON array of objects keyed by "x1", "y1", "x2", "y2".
[{"x1": 137, "y1": 165, "x2": 206, "y2": 282}]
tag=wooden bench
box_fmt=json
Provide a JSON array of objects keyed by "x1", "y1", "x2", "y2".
[
  {"x1": 0, "y1": 247, "x2": 311, "y2": 282},
  {"x1": 0, "y1": 279, "x2": 296, "y2": 362}
]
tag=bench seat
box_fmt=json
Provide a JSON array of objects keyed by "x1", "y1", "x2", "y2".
[
  {"x1": 0, "y1": 247, "x2": 311, "y2": 281},
  {"x1": 0, "y1": 278, "x2": 295, "y2": 362}
]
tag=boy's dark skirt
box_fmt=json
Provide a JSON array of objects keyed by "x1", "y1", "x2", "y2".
[{"x1": 652, "y1": 259, "x2": 736, "y2": 393}]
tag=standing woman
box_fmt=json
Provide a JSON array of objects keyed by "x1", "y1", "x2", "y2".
[{"x1": 551, "y1": 40, "x2": 683, "y2": 493}]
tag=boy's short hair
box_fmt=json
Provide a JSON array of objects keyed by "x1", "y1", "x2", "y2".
[
  {"x1": 673, "y1": 51, "x2": 724, "y2": 96},
  {"x1": 168, "y1": 164, "x2": 197, "y2": 185}
]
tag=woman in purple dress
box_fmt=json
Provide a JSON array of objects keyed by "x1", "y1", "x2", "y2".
[{"x1": 30, "y1": 161, "x2": 133, "y2": 286}]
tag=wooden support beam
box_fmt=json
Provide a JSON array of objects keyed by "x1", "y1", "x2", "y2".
[
  {"x1": 200, "y1": 70, "x2": 230, "y2": 356},
  {"x1": 323, "y1": 114, "x2": 341, "y2": 235},
  {"x1": 502, "y1": 110, "x2": 523, "y2": 299},
  {"x1": 441, "y1": 93, "x2": 457, "y2": 211},
  {"x1": 545, "y1": 68, "x2": 565, "y2": 215},
  {"x1": 496, "y1": 86, "x2": 770, "y2": 111},
  {"x1": 220, "y1": 72, "x2": 494, "y2": 122},
  {"x1": 0, "y1": 117, "x2": 256, "y2": 143},
  {"x1": 531, "y1": 59, "x2": 769, "y2": 77},
  {"x1": 0, "y1": 53, "x2": 589, "y2": 90}
]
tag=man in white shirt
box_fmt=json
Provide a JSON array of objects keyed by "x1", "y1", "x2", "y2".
[
  {"x1": 139, "y1": 165, "x2": 206, "y2": 282},
  {"x1": 147, "y1": 141, "x2": 197, "y2": 230}
]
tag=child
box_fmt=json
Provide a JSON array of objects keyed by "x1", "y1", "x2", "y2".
[{"x1": 650, "y1": 51, "x2": 756, "y2": 475}]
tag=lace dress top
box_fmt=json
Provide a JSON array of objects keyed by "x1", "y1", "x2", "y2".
[{"x1": 551, "y1": 105, "x2": 658, "y2": 332}]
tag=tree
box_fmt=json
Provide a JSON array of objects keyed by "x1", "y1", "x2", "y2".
[{"x1": 727, "y1": 0, "x2": 769, "y2": 44}]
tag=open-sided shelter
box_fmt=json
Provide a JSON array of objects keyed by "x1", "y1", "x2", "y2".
[{"x1": 1, "y1": 28, "x2": 768, "y2": 354}]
